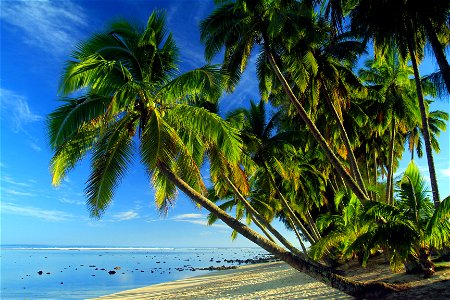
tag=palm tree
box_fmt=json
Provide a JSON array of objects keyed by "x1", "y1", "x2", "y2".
[
  {"x1": 353, "y1": 161, "x2": 450, "y2": 276},
  {"x1": 200, "y1": 0, "x2": 370, "y2": 202},
  {"x1": 407, "y1": 0, "x2": 450, "y2": 93},
  {"x1": 350, "y1": 0, "x2": 442, "y2": 207},
  {"x1": 358, "y1": 49, "x2": 417, "y2": 204},
  {"x1": 48, "y1": 11, "x2": 396, "y2": 297},
  {"x1": 405, "y1": 107, "x2": 448, "y2": 160}
]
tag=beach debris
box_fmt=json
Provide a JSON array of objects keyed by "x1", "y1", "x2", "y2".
[
  {"x1": 108, "y1": 270, "x2": 116, "y2": 275},
  {"x1": 37, "y1": 271, "x2": 43, "y2": 275},
  {"x1": 114, "y1": 266, "x2": 121, "y2": 270}
]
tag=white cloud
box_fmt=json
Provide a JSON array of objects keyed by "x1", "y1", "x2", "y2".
[
  {"x1": 0, "y1": 88, "x2": 43, "y2": 133},
  {"x1": 0, "y1": 202, "x2": 74, "y2": 222},
  {"x1": 171, "y1": 213, "x2": 227, "y2": 228},
  {"x1": 0, "y1": 0, "x2": 87, "y2": 55},
  {"x1": 112, "y1": 210, "x2": 139, "y2": 221},
  {"x1": 59, "y1": 197, "x2": 84, "y2": 206},
  {"x1": 2, "y1": 188, "x2": 34, "y2": 197},
  {"x1": 1, "y1": 175, "x2": 33, "y2": 187},
  {"x1": 172, "y1": 213, "x2": 204, "y2": 220},
  {"x1": 441, "y1": 167, "x2": 450, "y2": 177},
  {"x1": 29, "y1": 141, "x2": 42, "y2": 152}
]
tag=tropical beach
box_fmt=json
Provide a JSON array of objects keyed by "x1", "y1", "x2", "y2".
[
  {"x1": 1, "y1": 0, "x2": 450, "y2": 299},
  {"x1": 95, "y1": 257, "x2": 450, "y2": 299}
]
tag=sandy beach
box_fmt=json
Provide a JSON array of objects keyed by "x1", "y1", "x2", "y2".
[{"x1": 93, "y1": 261, "x2": 352, "y2": 299}]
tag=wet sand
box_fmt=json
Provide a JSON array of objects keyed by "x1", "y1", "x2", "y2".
[{"x1": 92, "y1": 261, "x2": 352, "y2": 299}]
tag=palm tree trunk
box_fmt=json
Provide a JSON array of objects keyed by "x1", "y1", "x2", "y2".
[
  {"x1": 385, "y1": 118, "x2": 396, "y2": 205},
  {"x1": 264, "y1": 49, "x2": 369, "y2": 203},
  {"x1": 285, "y1": 214, "x2": 309, "y2": 254},
  {"x1": 424, "y1": 18, "x2": 450, "y2": 94},
  {"x1": 373, "y1": 150, "x2": 378, "y2": 202},
  {"x1": 263, "y1": 162, "x2": 317, "y2": 244},
  {"x1": 406, "y1": 29, "x2": 441, "y2": 208},
  {"x1": 157, "y1": 162, "x2": 398, "y2": 297},
  {"x1": 323, "y1": 86, "x2": 368, "y2": 197},
  {"x1": 223, "y1": 176, "x2": 306, "y2": 256},
  {"x1": 250, "y1": 215, "x2": 276, "y2": 244},
  {"x1": 306, "y1": 210, "x2": 322, "y2": 241}
]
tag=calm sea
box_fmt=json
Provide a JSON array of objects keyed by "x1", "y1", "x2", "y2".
[{"x1": 0, "y1": 246, "x2": 269, "y2": 299}]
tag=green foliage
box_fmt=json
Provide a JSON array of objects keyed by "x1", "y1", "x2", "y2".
[{"x1": 49, "y1": 11, "x2": 242, "y2": 217}]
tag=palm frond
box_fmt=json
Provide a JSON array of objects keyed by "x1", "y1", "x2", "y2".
[
  {"x1": 158, "y1": 65, "x2": 226, "y2": 103},
  {"x1": 50, "y1": 123, "x2": 98, "y2": 186},
  {"x1": 48, "y1": 95, "x2": 109, "y2": 148},
  {"x1": 166, "y1": 105, "x2": 242, "y2": 163},
  {"x1": 86, "y1": 114, "x2": 136, "y2": 218}
]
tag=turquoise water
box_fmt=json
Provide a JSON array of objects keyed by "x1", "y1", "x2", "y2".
[{"x1": 0, "y1": 246, "x2": 269, "y2": 299}]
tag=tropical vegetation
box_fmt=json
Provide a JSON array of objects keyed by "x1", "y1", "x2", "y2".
[{"x1": 47, "y1": 1, "x2": 449, "y2": 298}]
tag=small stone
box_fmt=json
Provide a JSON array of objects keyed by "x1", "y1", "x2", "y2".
[
  {"x1": 108, "y1": 270, "x2": 116, "y2": 275},
  {"x1": 37, "y1": 271, "x2": 43, "y2": 275}
]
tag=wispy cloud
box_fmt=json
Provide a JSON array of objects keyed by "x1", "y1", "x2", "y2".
[
  {"x1": 172, "y1": 213, "x2": 204, "y2": 220},
  {"x1": 0, "y1": 0, "x2": 87, "y2": 56},
  {"x1": 59, "y1": 197, "x2": 85, "y2": 206},
  {"x1": 111, "y1": 210, "x2": 139, "y2": 221},
  {"x1": 441, "y1": 166, "x2": 450, "y2": 178},
  {"x1": 0, "y1": 88, "x2": 42, "y2": 133},
  {"x1": 1, "y1": 202, "x2": 74, "y2": 222},
  {"x1": 2, "y1": 188, "x2": 34, "y2": 197},
  {"x1": 171, "y1": 213, "x2": 227, "y2": 228},
  {"x1": 1, "y1": 175, "x2": 33, "y2": 187}
]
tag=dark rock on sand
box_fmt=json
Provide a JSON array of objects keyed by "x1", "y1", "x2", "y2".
[{"x1": 108, "y1": 271, "x2": 116, "y2": 275}]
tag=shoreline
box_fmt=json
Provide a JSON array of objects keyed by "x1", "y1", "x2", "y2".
[{"x1": 92, "y1": 261, "x2": 352, "y2": 299}]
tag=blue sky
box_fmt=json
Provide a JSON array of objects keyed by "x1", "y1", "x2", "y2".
[{"x1": 0, "y1": 0, "x2": 448, "y2": 248}]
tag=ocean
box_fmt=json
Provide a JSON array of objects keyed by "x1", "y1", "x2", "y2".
[{"x1": 0, "y1": 246, "x2": 270, "y2": 299}]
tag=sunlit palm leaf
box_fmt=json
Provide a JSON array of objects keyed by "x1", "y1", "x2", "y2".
[{"x1": 86, "y1": 114, "x2": 136, "y2": 217}]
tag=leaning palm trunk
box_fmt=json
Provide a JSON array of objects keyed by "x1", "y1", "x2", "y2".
[
  {"x1": 385, "y1": 118, "x2": 396, "y2": 205},
  {"x1": 158, "y1": 162, "x2": 398, "y2": 297},
  {"x1": 323, "y1": 86, "x2": 368, "y2": 197},
  {"x1": 223, "y1": 176, "x2": 307, "y2": 256},
  {"x1": 263, "y1": 162, "x2": 318, "y2": 244},
  {"x1": 406, "y1": 28, "x2": 441, "y2": 208},
  {"x1": 264, "y1": 49, "x2": 370, "y2": 203},
  {"x1": 250, "y1": 215, "x2": 277, "y2": 243},
  {"x1": 423, "y1": 18, "x2": 450, "y2": 94}
]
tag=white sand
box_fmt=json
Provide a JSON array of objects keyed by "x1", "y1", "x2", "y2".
[{"x1": 92, "y1": 262, "x2": 352, "y2": 299}]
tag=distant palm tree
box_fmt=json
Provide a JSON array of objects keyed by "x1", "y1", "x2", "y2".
[
  {"x1": 350, "y1": 0, "x2": 443, "y2": 207},
  {"x1": 358, "y1": 49, "x2": 417, "y2": 204},
  {"x1": 405, "y1": 108, "x2": 448, "y2": 160},
  {"x1": 48, "y1": 11, "x2": 394, "y2": 297}
]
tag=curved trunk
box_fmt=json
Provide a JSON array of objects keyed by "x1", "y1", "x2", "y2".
[
  {"x1": 223, "y1": 176, "x2": 306, "y2": 256},
  {"x1": 263, "y1": 162, "x2": 317, "y2": 244},
  {"x1": 373, "y1": 150, "x2": 378, "y2": 202},
  {"x1": 306, "y1": 210, "x2": 322, "y2": 241},
  {"x1": 286, "y1": 214, "x2": 309, "y2": 254},
  {"x1": 323, "y1": 87, "x2": 368, "y2": 197},
  {"x1": 424, "y1": 18, "x2": 450, "y2": 94},
  {"x1": 406, "y1": 30, "x2": 441, "y2": 208},
  {"x1": 157, "y1": 162, "x2": 398, "y2": 298},
  {"x1": 264, "y1": 50, "x2": 369, "y2": 203},
  {"x1": 250, "y1": 215, "x2": 276, "y2": 244},
  {"x1": 385, "y1": 118, "x2": 396, "y2": 205}
]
